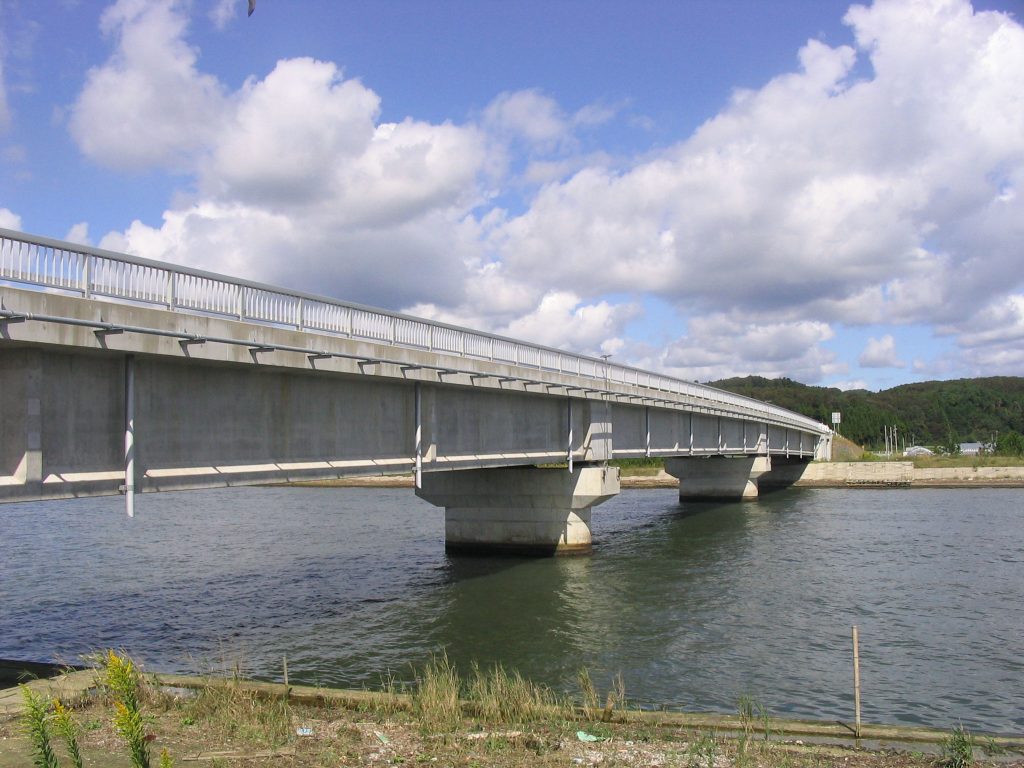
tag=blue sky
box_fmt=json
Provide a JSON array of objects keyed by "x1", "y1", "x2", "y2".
[{"x1": 2, "y1": 0, "x2": 1023, "y2": 392}]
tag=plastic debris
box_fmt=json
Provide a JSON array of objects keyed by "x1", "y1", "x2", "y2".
[
  {"x1": 375, "y1": 731, "x2": 391, "y2": 745},
  {"x1": 296, "y1": 727, "x2": 314, "y2": 737},
  {"x1": 576, "y1": 730, "x2": 604, "y2": 742}
]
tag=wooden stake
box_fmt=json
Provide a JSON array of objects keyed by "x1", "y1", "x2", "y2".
[
  {"x1": 283, "y1": 656, "x2": 289, "y2": 688},
  {"x1": 852, "y1": 625, "x2": 862, "y2": 738}
]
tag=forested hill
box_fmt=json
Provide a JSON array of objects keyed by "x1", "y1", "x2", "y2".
[{"x1": 709, "y1": 376, "x2": 1024, "y2": 449}]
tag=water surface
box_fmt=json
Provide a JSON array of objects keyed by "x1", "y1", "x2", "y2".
[{"x1": 2, "y1": 485, "x2": 1021, "y2": 733}]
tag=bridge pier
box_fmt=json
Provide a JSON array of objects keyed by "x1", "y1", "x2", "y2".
[
  {"x1": 665, "y1": 456, "x2": 771, "y2": 500},
  {"x1": 415, "y1": 465, "x2": 620, "y2": 556}
]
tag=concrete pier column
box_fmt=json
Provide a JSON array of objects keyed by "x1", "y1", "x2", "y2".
[
  {"x1": 415, "y1": 465, "x2": 620, "y2": 556},
  {"x1": 664, "y1": 456, "x2": 771, "y2": 500}
]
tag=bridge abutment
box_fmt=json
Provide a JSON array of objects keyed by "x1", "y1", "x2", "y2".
[
  {"x1": 415, "y1": 465, "x2": 620, "y2": 556},
  {"x1": 665, "y1": 456, "x2": 771, "y2": 500}
]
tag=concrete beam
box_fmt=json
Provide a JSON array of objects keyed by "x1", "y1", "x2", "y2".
[
  {"x1": 415, "y1": 465, "x2": 620, "y2": 556},
  {"x1": 665, "y1": 456, "x2": 771, "y2": 500}
]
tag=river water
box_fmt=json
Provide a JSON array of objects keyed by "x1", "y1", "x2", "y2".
[{"x1": 1, "y1": 485, "x2": 1021, "y2": 733}]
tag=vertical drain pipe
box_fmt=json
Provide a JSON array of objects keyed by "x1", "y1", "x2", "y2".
[
  {"x1": 414, "y1": 382, "x2": 422, "y2": 489},
  {"x1": 124, "y1": 354, "x2": 135, "y2": 518},
  {"x1": 645, "y1": 405, "x2": 651, "y2": 459},
  {"x1": 567, "y1": 398, "x2": 574, "y2": 474}
]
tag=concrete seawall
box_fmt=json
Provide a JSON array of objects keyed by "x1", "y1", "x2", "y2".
[
  {"x1": 623, "y1": 462, "x2": 1024, "y2": 488},
  {"x1": 793, "y1": 461, "x2": 1024, "y2": 487}
]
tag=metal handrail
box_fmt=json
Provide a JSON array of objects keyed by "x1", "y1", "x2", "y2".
[{"x1": 0, "y1": 227, "x2": 830, "y2": 435}]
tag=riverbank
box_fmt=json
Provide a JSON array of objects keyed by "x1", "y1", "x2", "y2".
[
  {"x1": 289, "y1": 462, "x2": 1024, "y2": 490},
  {"x1": 2, "y1": 667, "x2": 1022, "y2": 767}
]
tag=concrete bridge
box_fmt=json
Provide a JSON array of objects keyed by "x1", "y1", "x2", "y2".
[{"x1": 0, "y1": 228, "x2": 832, "y2": 554}]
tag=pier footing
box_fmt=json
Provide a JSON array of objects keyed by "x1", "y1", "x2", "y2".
[
  {"x1": 665, "y1": 456, "x2": 771, "y2": 500},
  {"x1": 415, "y1": 465, "x2": 619, "y2": 555}
]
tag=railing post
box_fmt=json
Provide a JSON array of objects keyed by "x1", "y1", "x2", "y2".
[
  {"x1": 82, "y1": 254, "x2": 92, "y2": 298},
  {"x1": 166, "y1": 270, "x2": 175, "y2": 310},
  {"x1": 237, "y1": 286, "x2": 245, "y2": 320}
]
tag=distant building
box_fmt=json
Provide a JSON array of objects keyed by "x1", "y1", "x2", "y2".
[{"x1": 959, "y1": 442, "x2": 994, "y2": 456}]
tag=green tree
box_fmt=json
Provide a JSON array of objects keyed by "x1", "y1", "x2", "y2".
[{"x1": 996, "y1": 430, "x2": 1024, "y2": 457}]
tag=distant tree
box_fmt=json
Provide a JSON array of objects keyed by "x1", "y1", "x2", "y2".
[
  {"x1": 996, "y1": 430, "x2": 1024, "y2": 457},
  {"x1": 710, "y1": 375, "x2": 1024, "y2": 450}
]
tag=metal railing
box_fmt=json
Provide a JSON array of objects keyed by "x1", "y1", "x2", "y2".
[{"x1": 0, "y1": 227, "x2": 830, "y2": 435}]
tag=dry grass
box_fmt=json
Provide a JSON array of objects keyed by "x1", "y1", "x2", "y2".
[
  {"x1": 5, "y1": 688, "x2": 1001, "y2": 768},
  {"x1": 3, "y1": 655, "x2": 1021, "y2": 767},
  {"x1": 910, "y1": 455, "x2": 1024, "y2": 468}
]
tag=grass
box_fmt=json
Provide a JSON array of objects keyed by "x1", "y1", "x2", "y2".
[
  {"x1": 96, "y1": 650, "x2": 151, "y2": 768},
  {"x1": 6, "y1": 653, "x2": 1020, "y2": 768},
  {"x1": 51, "y1": 700, "x2": 84, "y2": 768},
  {"x1": 941, "y1": 724, "x2": 975, "y2": 768},
  {"x1": 411, "y1": 653, "x2": 462, "y2": 733},
  {"x1": 910, "y1": 455, "x2": 1024, "y2": 469},
  {"x1": 19, "y1": 685, "x2": 59, "y2": 768}
]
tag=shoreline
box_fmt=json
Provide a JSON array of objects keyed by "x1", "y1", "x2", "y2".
[
  {"x1": 286, "y1": 462, "x2": 1024, "y2": 490},
  {"x1": 3, "y1": 667, "x2": 1023, "y2": 751}
]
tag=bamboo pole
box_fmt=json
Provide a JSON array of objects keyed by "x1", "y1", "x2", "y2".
[{"x1": 852, "y1": 625, "x2": 862, "y2": 738}]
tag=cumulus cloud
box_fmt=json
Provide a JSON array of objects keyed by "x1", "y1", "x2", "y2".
[
  {"x1": 209, "y1": 0, "x2": 237, "y2": 29},
  {"x1": 858, "y1": 334, "x2": 905, "y2": 368},
  {"x1": 69, "y1": 0, "x2": 226, "y2": 170},
  {"x1": 80, "y1": 0, "x2": 489, "y2": 309},
  {"x1": 484, "y1": 89, "x2": 570, "y2": 149},
  {"x1": 501, "y1": 291, "x2": 638, "y2": 356},
  {"x1": 0, "y1": 207, "x2": 21, "y2": 229},
  {"x1": 946, "y1": 294, "x2": 1024, "y2": 375},
  {"x1": 649, "y1": 314, "x2": 843, "y2": 383},
  {"x1": 64, "y1": 222, "x2": 91, "y2": 245},
  {"x1": 833, "y1": 379, "x2": 870, "y2": 392},
  {"x1": 70, "y1": 0, "x2": 1024, "y2": 383},
  {"x1": 476, "y1": 0, "x2": 1024, "y2": 375}
]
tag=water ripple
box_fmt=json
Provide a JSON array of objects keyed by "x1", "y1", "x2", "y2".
[{"x1": 1, "y1": 486, "x2": 1022, "y2": 732}]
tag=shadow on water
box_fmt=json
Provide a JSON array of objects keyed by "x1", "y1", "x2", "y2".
[{"x1": 439, "y1": 552, "x2": 543, "y2": 584}]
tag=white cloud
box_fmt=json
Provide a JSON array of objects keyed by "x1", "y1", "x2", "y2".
[
  {"x1": 0, "y1": 207, "x2": 21, "y2": 229},
  {"x1": 209, "y1": 0, "x2": 237, "y2": 29},
  {"x1": 483, "y1": 89, "x2": 571, "y2": 150},
  {"x1": 63, "y1": 222, "x2": 91, "y2": 245},
  {"x1": 78, "y1": 1, "x2": 490, "y2": 310},
  {"x1": 69, "y1": 0, "x2": 226, "y2": 170},
  {"x1": 833, "y1": 379, "x2": 869, "y2": 392},
  {"x1": 858, "y1": 334, "x2": 905, "y2": 368},
  {"x1": 70, "y1": 0, "x2": 1024, "y2": 383},
  {"x1": 646, "y1": 315, "x2": 842, "y2": 383},
  {"x1": 945, "y1": 294, "x2": 1024, "y2": 375},
  {"x1": 482, "y1": 0, "x2": 1024, "y2": 356},
  {"x1": 501, "y1": 291, "x2": 639, "y2": 356}
]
